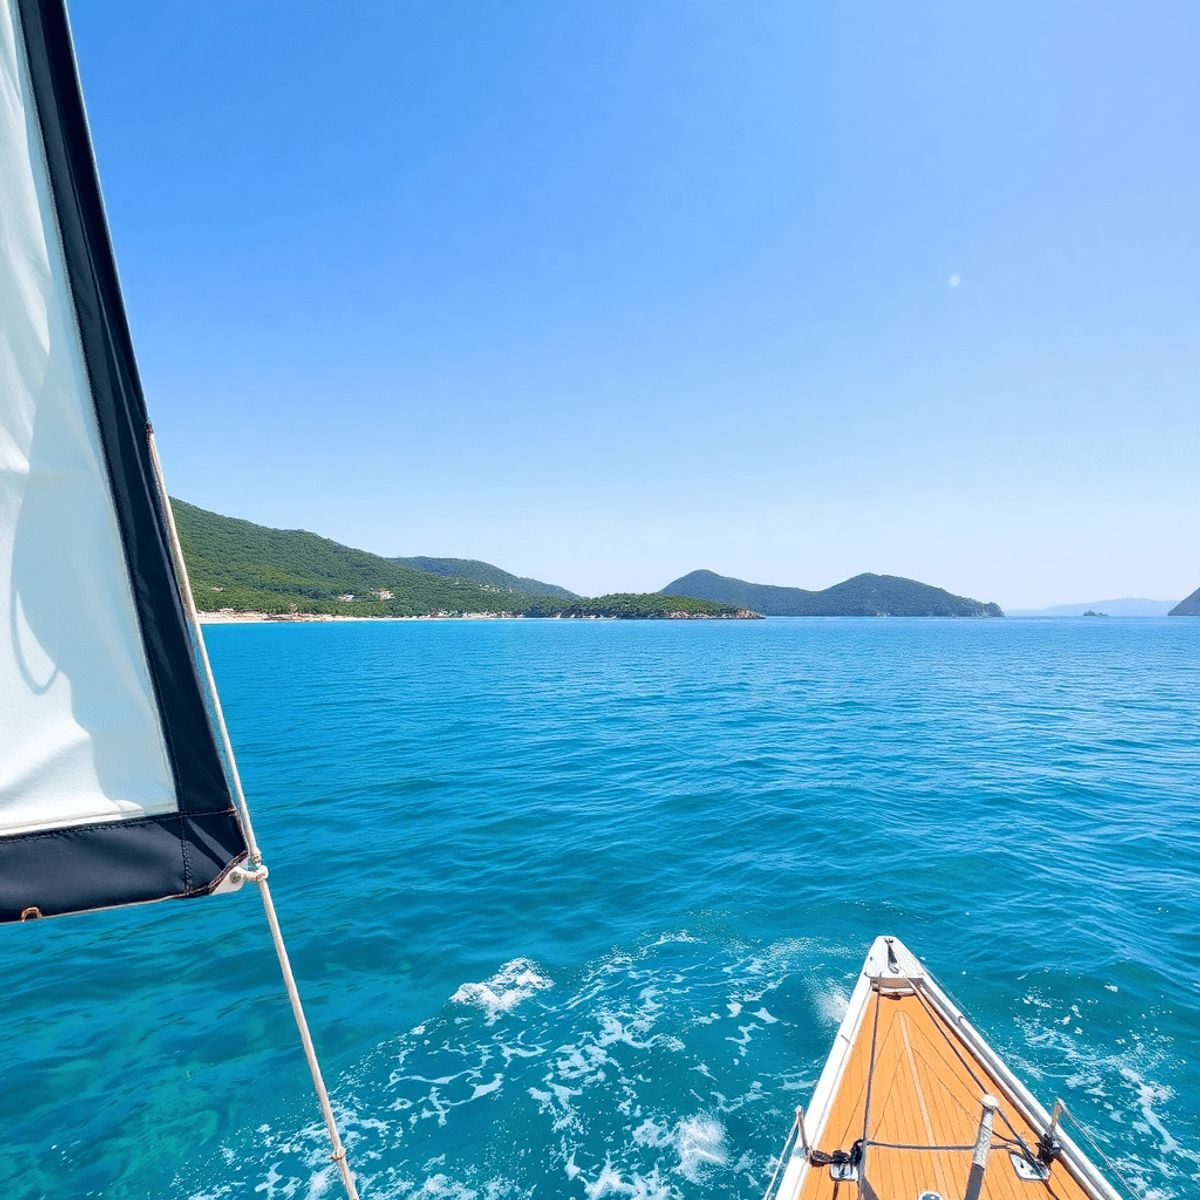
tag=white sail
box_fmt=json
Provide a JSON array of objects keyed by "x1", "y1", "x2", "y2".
[
  {"x1": 1, "y1": 0, "x2": 175, "y2": 835},
  {"x1": 0, "y1": 0, "x2": 246, "y2": 921},
  {"x1": 0, "y1": 5, "x2": 359, "y2": 1193}
]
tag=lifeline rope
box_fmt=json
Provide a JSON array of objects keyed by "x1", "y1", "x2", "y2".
[
  {"x1": 865, "y1": 1140, "x2": 976, "y2": 1152},
  {"x1": 904, "y1": 975, "x2": 1043, "y2": 1171},
  {"x1": 777, "y1": 965, "x2": 1145, "y2": 1200},
  {"x1": 855, "y1": 983, "x2": 884, "y2": 1200},
  {"x1": 906, "y1": 974, "x2": 1150, "y2": 1200},
  {"x1": 149, "y1": 430, "x2": 360, "y2": 1200},
  {"x1": 761, "y1": 1108, "x2": 803, "y2": 1200}
]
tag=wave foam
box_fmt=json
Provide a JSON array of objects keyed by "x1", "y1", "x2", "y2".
[
  {"x1": 187, "y1": 933, "x2": 1200, "y2": 1200},
  {"x1": 674, "y1": 1114, "x2": 727, "y2": 1182},
  {"x1": 451, "y1": 959, "x2": 553, "y2": 1024}
]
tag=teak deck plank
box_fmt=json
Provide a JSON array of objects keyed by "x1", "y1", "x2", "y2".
[{"x1": 796, "y1": 988, "x2": 1096, "y2": 1200}]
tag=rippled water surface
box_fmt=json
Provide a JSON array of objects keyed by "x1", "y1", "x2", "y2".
[{"x1": 4, "y1": 618, "x2": 1198, "y2": 1199}]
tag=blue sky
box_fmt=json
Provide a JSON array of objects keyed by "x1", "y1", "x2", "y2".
[{"x1": 71, "y1": 1, "x2": 1199, "y2": 607}]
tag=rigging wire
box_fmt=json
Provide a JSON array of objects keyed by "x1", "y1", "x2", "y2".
[
  {"x1": 761, "y1": 1108, "x2": 803, "y2": 1200},
  {"x1": 855, "y1": 983, "x2": 884, "y2": 1200},
  {"x1": 149, "y1": 429, "x2": 360, "y2": 1200},
  {"x1": 764, "y1": 961, "x2": 1144, "y2": 1200},
  {"x1": 904, "y1": 975, "x2": 1043, "y2": 1169},
  {"x1": 766, "y1": 958, "x2": 1144, "y2": 1200},
  {"x1": 907, "y1": 973, "x2": 1146, "y2": 1199},
  {"x1": 1061, "y1": 1108, "x2": 1146, "y2": 1200},
  {"x1": 865, "y1": 1141, "x2": 976, "y2": 1152}
]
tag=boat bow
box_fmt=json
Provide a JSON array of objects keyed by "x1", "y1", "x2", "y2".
[{"x1": 767, "y1": 936, "x2": 1124, "y2": 1200}]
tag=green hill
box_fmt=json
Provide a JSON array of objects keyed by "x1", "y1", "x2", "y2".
[
  {"x1": 171, "y1": 500, "x2": 748, "y2": 619},
  {"x1": 172, "y1": 499, "x2": 545, "y2": 616},
  {"x1": 390, "y1": 556, "x2": 577, "y2": 599},
  {"x1": 1169, "y1": 586, "x2": 1200, "y2": 616},
  {"x1": 661, "y1": 569, "x2": 1004, "y2": 617}
]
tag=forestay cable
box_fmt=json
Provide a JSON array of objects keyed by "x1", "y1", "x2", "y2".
[{"x1": 149, "y1": 430, "x2": 361, "y2": 1200}]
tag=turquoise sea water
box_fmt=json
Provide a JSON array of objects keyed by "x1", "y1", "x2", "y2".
[{"x1": 3, "y1": 617, "x2": 1198, "y2": 1200}]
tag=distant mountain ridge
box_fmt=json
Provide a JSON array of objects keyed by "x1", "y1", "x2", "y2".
[
  {"x1": 1008, "y1": 598, "x2": 1175, "y2": 617},
  {"x1": 661, "y1": 569, "x2": 1003, "y2": 617},
  {"x1": 390, "y1": 556, "x2": 577, "y2": 599},
  {"x1": 1169, "y1": 586, "x2": 1200, "y2": 616}
]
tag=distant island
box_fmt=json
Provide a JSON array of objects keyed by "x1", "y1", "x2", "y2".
[
  {"x1": 1082, "y1": 611, "x2": 1105, "y2": 618},
  {"x1": 171, "y1": 500, "x2": 755, "y2": 620},
  {"x1": 1008, "y1": 598, "x2": 1174, "y2": 617},
  {"x1": 661, "y1": 569, "x2": 1003, "y2": 618},
  {"x1": 1169, "y1": 586, "x2": 1200, "y2": 616}
]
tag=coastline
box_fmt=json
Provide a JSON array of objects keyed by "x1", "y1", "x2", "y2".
[
  {"x1": 199, "y1": 611, "x2": 537, "y2": 624},
  {"x1": 197, "y1": 610, "x2": 759, "y2": 624}
]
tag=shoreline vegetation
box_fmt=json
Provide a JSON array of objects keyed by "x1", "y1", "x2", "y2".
[
  {"x1": 174, "y1": 500, "x2": 757, "y2": 621},
  {"x1": 198, "y1": 607, "x2": 758, "y2": 624}
]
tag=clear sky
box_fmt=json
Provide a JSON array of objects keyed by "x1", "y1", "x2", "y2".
[{"x1": 70, "y1": 1, "x2": 1199, "y2": 608}]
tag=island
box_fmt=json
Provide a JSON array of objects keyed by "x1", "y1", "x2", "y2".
[
  {"x1": 660, "y1": 569, "x2": 1004, "y2": 618},
  {"x1": 1168, "y1": 587, "x2": 1200, "y2": 616},
  {"x1": 172, "y1": 500, "x2": 758, "y2": 620}
]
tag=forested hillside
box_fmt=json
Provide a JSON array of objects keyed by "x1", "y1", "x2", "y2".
[
  {"x1": 171, "y1": 500, "x2": 748, "y2": 618},
  {"x1": 391, "y1": 556, "x2": 577, "y2": 599},
  {"x1": 662, "y1": 569, "x2": 1004, "y2": 617}
]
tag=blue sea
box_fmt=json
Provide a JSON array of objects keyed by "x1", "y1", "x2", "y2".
[{"x1": 3, "y1": 618, "x2": 1198, "y2": 1200}]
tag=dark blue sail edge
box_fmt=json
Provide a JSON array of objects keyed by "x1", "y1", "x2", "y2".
[{"x1": 0, "y1": 0, "x2": 246, "y2": 922}]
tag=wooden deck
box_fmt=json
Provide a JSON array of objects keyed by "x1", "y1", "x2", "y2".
[{"x1": 794, "y1": 986, "x2": 1097, "y2": 1200}]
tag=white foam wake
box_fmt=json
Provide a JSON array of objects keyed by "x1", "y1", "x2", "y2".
[{"x1": 451, "y1": 958, "x2": 554, "y2": 1024}]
